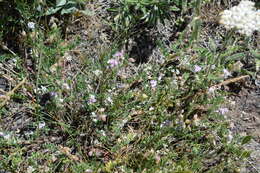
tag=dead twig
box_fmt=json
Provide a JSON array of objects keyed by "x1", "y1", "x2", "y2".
[
  {"x1": 0, "y1": 78, "x2": 26, "y2": 108},
  {"x1": 213, "y1": 75, "x2": 250, "y2": 88},
  {"x1": 0, "y1": 43, "x2": 17, "y2": 56},
  {"x1": 180, "y1": 75, "x2": 250, "y2": 101}
]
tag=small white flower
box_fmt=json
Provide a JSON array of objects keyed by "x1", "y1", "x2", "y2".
[
  {"x1": 227, "y1": 130, "x2": 233, "y2": 143},
  {"x1": 193, "y1": 114, "x2": 200, "y2": 126},
  {"x1": 38, "y1": 122, "x2": 46, "y2": 129},
  {"x1": 27, "y1": 22, "x2": 35, "y2": 29},
  {"x1": 211, "y1": 64, "x2": 216, "y2": 70},
  {"x1": 208, "y1": 86, "x2": 216, "y2": 94},
  {"x1": 88, "y1": 95, "x2": 97, "y2": 104},
  {"x1": 93, "y1": 70, "x2": 102, "y2": 76},
  {"x1": 216, "y1": 107, "x2": 229, "y2": 115},
  {"x1": 25, "y1": 131, "x2": 34, "y2": 136},
  {"x1": 4, "y1": 134, "x2": 11, "y2": 140},
  {"x1": 37, "y1": 86, "x2": 48, "y2": 94},
  {"x1": 58, "y1": 98, "x2": 64, "y2": 103},
  {"x1": 99, "y1": 130, "x2": 106, "y2": 136},
  {"x1": 106, "y1": 97, "x2": 113, "y2": 104},
  {"x1": 193, "y1": 65, "x2": 202, "y2": 72},
  {"x1": 149, "y1": 107, "x2": 155, "y2": 111},
  {"x1": 0, "y1": 132, "x2": 11, "y2": 140},
  {"x1": 160, "y1": 120, "x2": 172, "y2": 128},
  {"x1": 65, "y1": 54, "x2": 73, "y2": 62},
  {"x1": 62, "y1": 83, "x2": 70, "y2": 91},
  {"x1": 150, "y1": 80, "x2": 157, "y2": 89},
  {"x1": 91, "y1": 112, "x2": 98, "y2": 122},
  {"x1": 223, "y1": 69, "x2": 232, "y2": 78},
  {"x1": 27, "y1": 166, "x2": 35, "y2": 173},
  {"x1": 158, "y1": 73, "x2": 164, "y2": 81},
  {"x1": 85, "y1": 169, "x2": 93, "y2": 173}
]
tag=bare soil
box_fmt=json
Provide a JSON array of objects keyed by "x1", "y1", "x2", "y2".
[{"x1": 226, "y1": 75, "x2": 260, "y2": 173}]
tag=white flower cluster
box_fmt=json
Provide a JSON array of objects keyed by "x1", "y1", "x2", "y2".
[{"x1": 219, "y1": 0, "x2": 260, "y2": 36}]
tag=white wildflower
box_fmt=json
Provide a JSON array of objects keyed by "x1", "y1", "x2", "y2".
[
  {"x1": 219, "y1": 0, "x2": 260, "y2": 36},
  {"x1": 85, "y1": 169, "x2": 93, "y2": 173},
  {"x1": 193, "y1": 114, "x2": 200, "y2": 126},
  {"x1": 0, "y1": 132, "x2": 11, "y2": 140},
  {"x1": 149, "y1": 107, "x2": 155, "y2": 111},
  {"x1": 227, "y1": 130, "x2": 233, "y2": 143},
  {"x1": 58, "y1": 98, "x2": 64, "y2": 103},
  {"x1": 88, "y1": 95, "x2": 97, "y2": 104},
  {"x1": 99, "y1": 130, "x2": 106, "y2": 136},
  {"x1": 36, "y1": 85, "x2": 48, "y2": 94},
  {"x1": 208, "y1": 86, "x2": 216, "y2": 94},
  {"x1": 223, "y1": 69, "x2": 232, "y2": 78},
  {"x1": 93, "y1": 70, "x2": 102, "y2": 76},
  {"x1": 211, "y1": 64, "x2": 216, "y2": 70},
  {"x1": 27, "y1": 166, "x2": 35, "y2": 173},
  {"x1": 160, "y1": 120, "x2": 172, "y2": 128},
  {"x1": 91, "y1": 112, "x2": 98, "y2": 122},
  {"x1": 216, "y1": 107, "x2": 229, "y2": 115},
  {"x1": 62, "y1": 83, "x2": 70, "y2": 91},
  {"x1": 105, "y1": 97, "x2": 113, "y2": 104},
  {"x1": 150, "y1": 80, "x2": 157, "y2": 89},
  {"x1": 65, "y1": 54, "x2": 73, "y2": 62},
  {"x1": 27, "y1": 22, "x2": 35, "y2": 29},
  {"x1": 158, "y1": 73, "x2": 164, "y2": 81},
  {"x1": 25, "y1": 131, "x2": 34, "y2": 136},
  {"x1": 38, "y1": 121, "x2": 46, "y2": 129},
  {"x1": 193, "y1": 65, "x2": 202, "y2": 72}
]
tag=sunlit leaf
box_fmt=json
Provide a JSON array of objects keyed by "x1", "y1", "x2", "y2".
[
  {"x1": 241, "y1": 136, "x2": 252, "y2": 145},
  {"x1": 56, "y1": 0, "x2": 67, "y2": 7}
]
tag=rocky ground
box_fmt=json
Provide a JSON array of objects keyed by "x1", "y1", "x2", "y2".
[{"x1": 226, "y1": 75, "x2": 260, "y2": 172}]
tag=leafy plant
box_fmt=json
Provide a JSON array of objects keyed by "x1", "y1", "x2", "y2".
[
  {"x1": 45, "y1": 0, "x2": 93, "y2": 16},
  {"x1": 108, "y1": 0, "x2": 180, "y2": 40},
  {"x1": 0, "y1": 0, "x2": 256, "y2": 172},
  {"x1": 0, "y1": 0, "x2": 38, "y2": 48}
]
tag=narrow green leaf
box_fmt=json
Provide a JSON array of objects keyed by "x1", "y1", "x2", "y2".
[
  {"x1": 209, "y1": 37, "x2": 217, "y2": 53},
  {"x1": 191, "y1": 18, "x2": 202, "y2": 42},
  {"x1": 80, "y1": 9, "x2": 94, "y2": 16},
  {"x1": 241, "y1": 151, "x2": 251, "y2": 158},
  {"x1": 224, "y1": 53, "x2": 245, "y2": 63},
  {"x1": 61, "y1": 7, "x2": 77, "y2": 15},
  {"x1": 256, "y1": 59, "x2": 260, "y2": 71},
  {"x1": 171, "y1": 6, "x2": 180, "y2": 11},
  {"x1": 45, "y1": 7, "x2": 62, "y2": 15},
  {"x1": 56, "y1": 0, "x2": 67, "y2": 7},
  {"x1": 250, "y1": 50, "x2": 260, "y2": 59},
  {"x1": 241, "y1": 136, "x2": 252, "y2": 145}
]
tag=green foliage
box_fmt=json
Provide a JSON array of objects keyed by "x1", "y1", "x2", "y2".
[
  {"x1": 108, "y1": 0, "x2": 181, "y2": 42},
  {"x1": 45, "y1": 0, "x2": 93, "y2": 16},
  {"x1": 0, "y1": 0, "x2": 256, "y2": 172},
  {"x1": 0, "y1": 1, "x2": 34, "y2": 43},
  {"x1": 109, "y1": 0, "x2": 178, "y2": 28}
]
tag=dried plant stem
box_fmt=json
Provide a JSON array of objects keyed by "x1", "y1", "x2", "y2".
[
  {"x1": 0, "y1": 44, "x2": 17, "y2": 56},
  {"x1": 214, "y1": 75, "x2": 250, "y2": 87},
  {"x1": 181, "y1": 75, "x2": 250, "y2": 101},
  {"x1": 0, "y1": 78, "x2": 26, "y2": 108}
]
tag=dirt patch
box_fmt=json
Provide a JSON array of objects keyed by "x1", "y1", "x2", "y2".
[{"x1": 226, "y1": 76, "x2": 260, "y2": 172}]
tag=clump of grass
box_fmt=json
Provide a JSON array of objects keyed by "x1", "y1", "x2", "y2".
[{"x1": 0, "y1": 0, "x2": 257, "y2": 172}]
